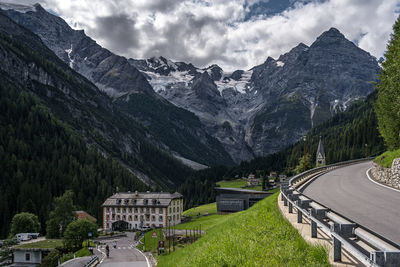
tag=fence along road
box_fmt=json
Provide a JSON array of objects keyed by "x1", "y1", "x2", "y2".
[{"x1": 301, "y1": 161, "x2": 400, "y2": 245}]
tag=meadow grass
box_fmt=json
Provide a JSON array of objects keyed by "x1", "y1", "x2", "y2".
[
  {"x1": 374, "y1": 149, "x2": 400, "y2": 168},
  {"x1": 182, "y1": 202, "x2": 217, "y2": 218},
  {"x1": 217, "y1": 179, "x2": 248, "y2": 189},
  {"x1": 157, "y1": 193, "x2": 329, "y2": 267},
  {"x1": 15, "y1": 239, "x2": 62, "y2": 249}
]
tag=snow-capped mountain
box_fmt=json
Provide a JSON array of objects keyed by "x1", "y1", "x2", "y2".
[
  {"x1": 130, "y1": 28, "x2": 380, "y2": 161},
  {"x1": 3, "y1": 2, "x2": 381, "y2": 163}
]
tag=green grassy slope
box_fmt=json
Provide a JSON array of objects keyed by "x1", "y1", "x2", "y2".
[
  {"x1": 182, "y1": 202, "x2": 217, "y2": 218},
  {"x1": 157, "y1": 193, "x2": 329, "y2": 267},
  {"x1": 374, "y1": 149, "x2": 400, "y2": 168}
]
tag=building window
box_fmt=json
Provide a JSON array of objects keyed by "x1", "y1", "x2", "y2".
[
  {"x1": 146, "y1": 215, "x2": 150, "y2": 221},
  {"x1": 129, "y1": 208, "x2": 132, "y2": 213},
  {"x1": 151, "y1": 216, "x2": 155, "y2": 222},
  {"x1": 134, "y1": 208, "x2": 138, "y2": 213},
  {"x1": 122, "y1": 208, "x2": 126, "y2": 213},
  {"x1": 117, "y1": 208, "x2": 120, "y2": 213},
  {"x1": 134, "y1": 215, "x2": 138, "y2": 221},
  {"x1": 159, "y1": 216, "x2": 163, "y2": 222},
  {"x1": 25, "y1": 253, "x2": 30, "y2": 261},
  {"x1": 173, "y1": 215, "x2": 175, "y2": 221},
  {"x1": 140, "y1": 215, "x2": 144, "y2": 222},
  {"x1": 140, "y1": 208, "x2": 144, "y2": 213},
  {"x1": 173, "y1": 207, "x2": 175, "y2": 213},
  {"x1": 146, "y1": 208, "x2": 150, "y2": 213},
  {"x1": 122, "y1": 215, "x2": 126, "y2": 221},
  {"x1": 106, "y1": 207, "x2": 110, "y2": 212},
  {"x1": 128, "y1": 215, "x2": 132, "y2": 221},
  {"x1": 169, "y1": 207, "x2": 171, "y2": 213},
  {"x1": 159, "y1": 208, "x2": 163, "y2": 214},
  {"x1": 177, "y1": 207, "x2": 179, "y2": 212},
  {"x1": 117, "y1": 215, "x2": 120, "y2": 220},
  {"x1": 106, "y1": 223, "x2": 109, "y2": 228},
  {"x1": 112, "y1": 214, "x2": 115, "y2": 220},
  {"x1": 151, "y1": 208, "x2": 155, "y2": 214},
  {"x1": 112, "y1": 207, "x2": 115, "y2": 213},
  {"x1": 106, "y1": 215, "x2": 109, "y2": 220}
]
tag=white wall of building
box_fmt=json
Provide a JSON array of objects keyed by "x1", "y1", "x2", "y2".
[{"x1": 13, "y1": 250, "x2": 42, "y2": 265}]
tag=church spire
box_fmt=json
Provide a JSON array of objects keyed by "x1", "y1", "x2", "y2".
[{"x1": 316, "y1": 136, "x2": 326, "y2": 167}]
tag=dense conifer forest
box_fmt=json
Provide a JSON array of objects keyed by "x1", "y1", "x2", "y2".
[{"x1": 0, "y1": 75, "x2": 148, "y2": 238}]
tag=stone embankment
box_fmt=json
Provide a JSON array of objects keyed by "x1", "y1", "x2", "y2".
[{"x1": 370, "y1": 158, "x2": 400, "y2": 189}]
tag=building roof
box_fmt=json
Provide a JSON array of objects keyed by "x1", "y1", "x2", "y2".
[
  {"x1": 102, "y1": 191, "x2": 183, "y2": 207},
  {"x1": 316, "y1": 137, "x2": 325, "y2": 158},
  {"x1": 75, "y1": 211, "x2": 97, "y2": 222},
  {"x1": 215, "y1": 187, "x2": 272, "y2": 195}
]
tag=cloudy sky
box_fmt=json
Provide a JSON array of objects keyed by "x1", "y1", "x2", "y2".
[{"x1": 14, "y1": 0, "x2": 400, "y2": 71}]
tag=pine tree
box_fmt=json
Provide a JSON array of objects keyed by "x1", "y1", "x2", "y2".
[{"x1": 375, "y1": 16, "x2": 400, "y2": 149}]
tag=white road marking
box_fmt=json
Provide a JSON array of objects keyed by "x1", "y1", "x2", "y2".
[
  {"x1": 366, "y1": 168, "x2": 400, "y2": 193},
  {"x1": 96, "y1": 247, "x2": 106, "y2": 264},
  {"x1": 136, "y1": 248, "x2": 150, "y2": 267}
]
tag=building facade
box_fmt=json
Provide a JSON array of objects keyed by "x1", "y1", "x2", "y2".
[
  {"x1": 102, "y1": 192, "x2": 183, "y2": 232},
  {"x1": 215, "y1": 187, "x2": 272, "y2": 214},
  {"x1": 247, "y1": 174, "x2": 260, "y2": 186},
  {"x1": 11, "y1": 248, "x2": 51, "y2": 267}
]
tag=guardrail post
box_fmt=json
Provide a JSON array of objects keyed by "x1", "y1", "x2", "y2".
[
  {"x1": 373, "y1": 251, "x2": 400, "y2": 267},
  {"x1": 288, "y1": 202, "x2": 293, "y2": 213},
  {"x1": 310, "y1": 209, "x2": 317, "y2": 238},
  {"x1": 371, "y1": 251, "x2": 385, "y2": 266},
  {"x1": 283, "y1": 196, "x2": 288, "y2": 206},
  {"x1": 297, "y1": 209, "x2": 302, "y2": 223},
  {"x1": 331, "y1": 223, "x2": 342, "y2": 262}
]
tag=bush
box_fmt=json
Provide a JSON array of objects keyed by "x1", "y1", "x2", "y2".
[
  {"x1": 10, "y1": 212, "x2": 40, "y2": 236},
  {"x1": 41, "y1": 249, "x2": 60, "y2": 267},
  {"x1": 63, "y1": 219, "x2": 98, "y2": 251}
]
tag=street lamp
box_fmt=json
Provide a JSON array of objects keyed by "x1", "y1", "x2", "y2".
[
  {"x1": 167, "y1": 216, "x2": 171, "y2": 254},
  {"x1": 303, "y1": 136, "x2": 307, "y2": 172}
]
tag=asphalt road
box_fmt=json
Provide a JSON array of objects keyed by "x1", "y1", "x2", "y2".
[
  {"x1": 96, "y1": 233, "x2": 148, "y2": 267},
  {"x1": 302, "y1": 161, "x2": 400, "y2": 245}
]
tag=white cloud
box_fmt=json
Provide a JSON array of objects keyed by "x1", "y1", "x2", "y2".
[{"x1": 38, "y1": 0, "x2": 398, "y2": 71}]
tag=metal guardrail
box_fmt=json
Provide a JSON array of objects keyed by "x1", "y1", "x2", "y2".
[
  {"x1": 280, "y1": 158, "x2": 400, "y2": 267},
  {"x1": 84, "y1": 256, "x2": 99, "y2": 267}
]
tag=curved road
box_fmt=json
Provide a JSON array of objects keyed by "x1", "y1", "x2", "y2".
[
  {"x1": 95, "y1": 232, "x2": 148, "y2": 267},
  {"x1": 302, "y1": 161, "x2": 400, "y2": 245}
]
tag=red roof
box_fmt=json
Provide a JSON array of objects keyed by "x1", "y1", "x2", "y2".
[{"x1": 75, "y1": 211, "x2": 97, "y2": 222}]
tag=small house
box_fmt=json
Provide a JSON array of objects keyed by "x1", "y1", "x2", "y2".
[{"x1": 247, "y1": 174, "x2": 260, "y2": 186}]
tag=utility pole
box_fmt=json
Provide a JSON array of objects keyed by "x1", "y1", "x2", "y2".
[{"x1": 303, "y1": 136, "x2": 307, "y2": 172}]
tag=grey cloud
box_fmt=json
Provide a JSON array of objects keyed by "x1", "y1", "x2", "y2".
[{"x1": 92, "y1": 14, "x2": 140, "y2": 55}]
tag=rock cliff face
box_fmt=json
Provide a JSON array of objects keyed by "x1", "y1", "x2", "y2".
[
  {"x1": 4, "y1": 4, "x2": 234, "y2": 166},
  {"x1": 4, "y1": 4, "x2": 153, "y2": 97},
  {"x1": 3, "y1": 3, "x2": 380, "y2": 163},
  {"x1": 130, "y1": 28, "x2": 380, "y2": 161}
]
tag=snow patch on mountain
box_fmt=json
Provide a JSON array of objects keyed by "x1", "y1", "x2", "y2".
[
  {"x1": 215, "y1": 70, "x2": 253, "y2": 95},
  {"x1": 65, "y1": 44, "x2": 74, "y2": 69},
  {"x1": 144, "y1": 70, "x2": 194, "y2": 93}
]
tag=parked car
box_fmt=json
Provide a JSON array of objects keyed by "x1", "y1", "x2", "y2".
[{"x1": 15, "y1": 233, "x2": 31, "y2": 242}]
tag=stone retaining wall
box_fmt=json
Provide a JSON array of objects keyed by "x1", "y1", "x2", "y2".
[{"x1": 370, "y1": 158, "x2": 400, "y2": 189}]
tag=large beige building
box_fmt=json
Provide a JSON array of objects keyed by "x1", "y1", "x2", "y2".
[{"x1": 102, "y1": 191, "x2": 183, "y2": 231}]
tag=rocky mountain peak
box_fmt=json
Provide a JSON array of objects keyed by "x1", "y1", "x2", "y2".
[
  {"x1": 204, "y1": 64, "x2": 223, "y2": 81},
  {"x1": 311, "y1": 27, "x2": 353, "y2": 49}
]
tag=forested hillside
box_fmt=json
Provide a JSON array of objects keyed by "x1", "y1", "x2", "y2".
[{"x1": 0, "y1": 75, "x2": 150, "y2": 238}]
